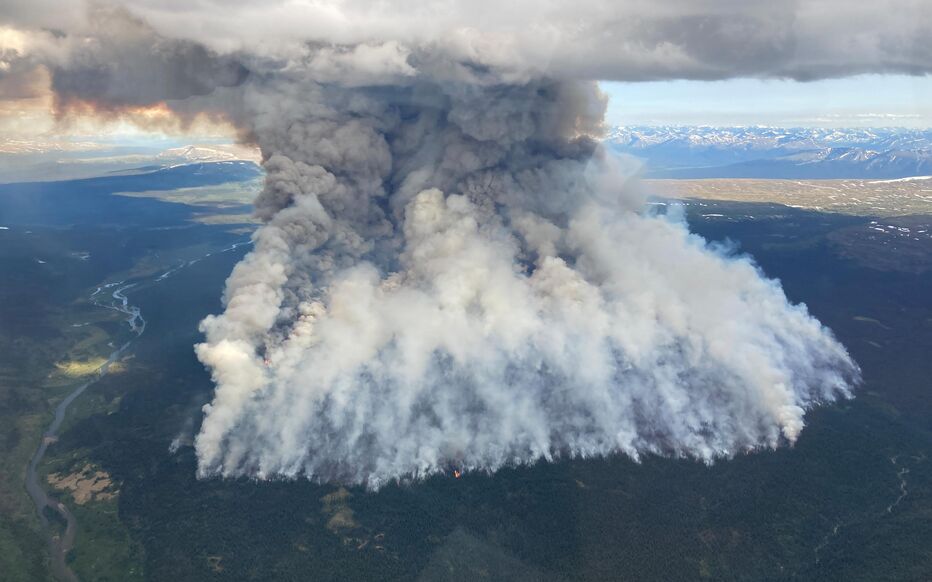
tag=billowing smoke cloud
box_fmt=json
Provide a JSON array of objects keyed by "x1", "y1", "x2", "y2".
[
  {"x1": 191, "y1": 78, "x2": 857, "y2": 486},
  {"x1": 0, "y1": 1, "x2": 884, "y2": 487}
]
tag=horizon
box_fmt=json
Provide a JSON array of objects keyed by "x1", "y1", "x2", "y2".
[
  {"x1": 3, "y1": 122, "x2": 932, "y2": 147},
  {"x1": 602, "y1": 75, "x2": 932, "y2": 129},
  {"x1": 3, "y1": 78, "x2": 931, "y2": 142}
]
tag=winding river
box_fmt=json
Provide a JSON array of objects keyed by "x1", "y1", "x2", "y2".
[
  {"x1": 25, "y1": 283, "x2": 146, "y2": 582},
  {"x1": 24, "y1": 239, "x2": 251, "y2": 581}
]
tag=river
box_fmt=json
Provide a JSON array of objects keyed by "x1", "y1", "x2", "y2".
[
  {"x1": 24, "y1": 283, "x2": 146, "y2": 582},
  {"x1": 23, "y1": 239, "x2": 251, "y2": 581}
]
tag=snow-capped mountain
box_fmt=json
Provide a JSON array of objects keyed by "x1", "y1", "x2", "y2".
[
  {"x1": 0, "y1": 141, "x2": 261, "y2": 183},
  {"x1": 606, "y1": 126, "x2": 932, "y2": 153},
  {"x1": 156, "y1": 144, "x2": 261, "y2": 165},
  {"x1": 606, "y1": 126, "x2": 932, "y2": 179}
]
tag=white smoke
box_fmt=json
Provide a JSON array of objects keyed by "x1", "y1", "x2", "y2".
[
  {"x1": 0, "y1": 1, "x2": 874, "y2": 488},
  {"x1": 193, "y1": 78, "x2": 857, "y2": 487}
]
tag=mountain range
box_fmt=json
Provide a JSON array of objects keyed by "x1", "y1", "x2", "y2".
[
  {"x1": 3, "y1": 128, "x2": 931, "y2": 183},
  {"x1": 606, "y1": 126, "x2": 932, "y2": 179}
]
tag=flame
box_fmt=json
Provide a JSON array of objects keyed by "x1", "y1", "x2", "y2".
[{"x1": 453, "y1": 470, "x2": 462, "y2": 479}]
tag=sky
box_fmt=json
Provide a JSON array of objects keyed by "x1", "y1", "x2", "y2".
[
  {"x1": 602, "y1": 75, "x2": 932, "y2": 128},
  {"x1": 5, "y1": 75, "x2": 929, "y2": 142},
  {"x1": 2, "y1": 1, "x2": 932, "y2": 136},
  {"x1": 4, "y1": 76, "x2": 930, "y2": 141}
]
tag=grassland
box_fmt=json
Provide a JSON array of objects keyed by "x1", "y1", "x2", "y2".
[
  {"x1": 646, "y1": 178, "x2": 932, "y2": 274},
  {"x1": 114, "y1": 179, "x2": 261, "y2": 207},
  {"x1": 114, "y1": 179, "x2": 262, "y2": 226},
  {"x1": 644, "y1": 177, "x2": 932, "y2": 217}
]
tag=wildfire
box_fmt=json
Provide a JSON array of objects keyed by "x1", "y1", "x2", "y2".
[{"x1": 453, "y1": 470, "x2": 462, "y2": 479}]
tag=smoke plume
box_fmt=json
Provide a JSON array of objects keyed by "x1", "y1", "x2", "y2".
[
  {"x1": 0, "y1": 1, "x2": 882, "y2": 487},
  {"x1": 191, "y1": 77, "x2": 857, "y2": 486}
]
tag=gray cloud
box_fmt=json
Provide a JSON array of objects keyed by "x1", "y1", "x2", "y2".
[{"x1": 4, "y1": 0, "x2": 931, "y2": 83}]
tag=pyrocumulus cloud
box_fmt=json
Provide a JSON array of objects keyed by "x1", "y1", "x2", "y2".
[{"x1": 0, "y1": 1, "x2": 883, "y2": 487}]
